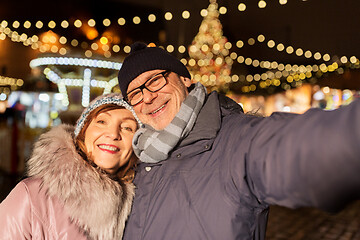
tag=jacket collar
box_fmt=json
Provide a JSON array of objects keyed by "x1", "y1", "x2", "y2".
[
  {"x1": 179, "y1": 91, "x2": 221, "y2": 147},
  {"x1": 165, "y1": 91, "x2": 222, "y2": 160},
  {"x1": 26, "y1": 124, "x2": 134, "y2": 240}
]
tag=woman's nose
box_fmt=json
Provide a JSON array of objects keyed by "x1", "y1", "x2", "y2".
[{"x1": 107, "y1": 126, "x2": 121, "y2": 140}]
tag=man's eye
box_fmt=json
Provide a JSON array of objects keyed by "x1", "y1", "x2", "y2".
[
  {"x1": 147, "y1": 76, "x2": 162, "y2": 86},
  {"x1": 128, "y1": 90, "x2": 142, "y2": 100}
]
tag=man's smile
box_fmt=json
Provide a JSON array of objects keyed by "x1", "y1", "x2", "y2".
[{"x1": 147, "y1": 101, "x2": 169, "y2": 116}]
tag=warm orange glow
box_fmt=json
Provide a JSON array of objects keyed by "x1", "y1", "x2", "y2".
[
  {"x1": 40, "y1": 31, "x2": 60, "y2": 50},
  {"x1": 77, "y1": 19, "x2": 99, "y2": 40},
  {"x1": 112, "y1": 35, "x2": 121, "y2": 44},
  {"x1": 86, "y1": 29, "x2": 99, "y2": 40}
]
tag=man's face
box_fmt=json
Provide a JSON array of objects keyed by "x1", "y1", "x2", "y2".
[{"x1": 127, "y1": 69, "x2": 191, "y2": 130}]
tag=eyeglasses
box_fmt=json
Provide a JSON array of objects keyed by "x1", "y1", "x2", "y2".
[{"x1": 125, "y1": 70, "x2": 170, "y2": 106}]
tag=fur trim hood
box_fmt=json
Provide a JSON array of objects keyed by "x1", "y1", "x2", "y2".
[{"x1": 27, "y1": 124, "x2": 135, "y2": 240}]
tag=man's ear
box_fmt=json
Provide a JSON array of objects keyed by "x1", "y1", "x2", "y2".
[{"x1": 180, "y1": 76, "x2": 192, "y2": 88}]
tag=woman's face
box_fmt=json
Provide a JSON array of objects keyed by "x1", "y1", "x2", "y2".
[{"x1": 84, "y1": 108, "x2": 138, "y2": 174}]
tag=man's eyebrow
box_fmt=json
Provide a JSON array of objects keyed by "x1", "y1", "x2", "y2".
[
  {"x1": 140, "y1": 72, "x2": 162, "y2": 84},
  {"x1": 149, "y1": 71, "x2": 163, "y2": 78}
]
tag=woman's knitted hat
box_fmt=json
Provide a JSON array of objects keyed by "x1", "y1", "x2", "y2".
[
  {"x1": 117, "y1": 42, "x2": 191, "y2": 96},
  {"x1": 74, "y1": 93, "x2": 142, "y2": 138}
]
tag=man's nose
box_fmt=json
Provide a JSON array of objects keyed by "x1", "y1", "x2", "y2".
[{"x1": 142, "y1": 88, "x2": 157, "y2": 103}]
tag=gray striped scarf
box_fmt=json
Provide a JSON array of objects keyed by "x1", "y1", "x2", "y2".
[{"x1": 132, "y1": 82, "x2": 207, "y2": 163}]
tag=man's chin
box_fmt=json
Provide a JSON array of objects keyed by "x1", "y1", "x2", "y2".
[
  {"x1": 146, "y1": 119, "x2": 169, "y2": 131},
  {"x1": 151, "y1": 123, "x2": 167, "y2": 131}
]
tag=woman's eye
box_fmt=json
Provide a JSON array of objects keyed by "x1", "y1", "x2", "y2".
[
  {"x1": 121, "y1": 125, "x2": 135, "y2": 132},
  {"x1": 123, "y1": 126, "x2": 133, "y2": 132},
  {"x1": 96, "y1": 120, "x2": 105, "y2": 124}
]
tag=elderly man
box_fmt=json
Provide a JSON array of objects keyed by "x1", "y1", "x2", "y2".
[{"x1": 118, "y1": 42, "x2": 360, "y2": 240}]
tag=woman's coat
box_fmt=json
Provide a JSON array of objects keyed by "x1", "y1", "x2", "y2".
[{"x1": 0, "y1": 124, "x2": 135, "y2": 240}]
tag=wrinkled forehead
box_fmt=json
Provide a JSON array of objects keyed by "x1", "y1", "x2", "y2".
[{"x1": 127, "y1": 69, "x2": 165, "y2": 93}]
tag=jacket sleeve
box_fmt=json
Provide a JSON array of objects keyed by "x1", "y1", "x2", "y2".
[
  {"x1": 245, "y1": 99, "x2": 360, "y2": 212},
  {"x1": 0, "y1": 181, "x2": 33, "y2": 239}
]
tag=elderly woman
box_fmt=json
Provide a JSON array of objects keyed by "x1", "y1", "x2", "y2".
[{"x1": 0, "y1": 93, "x2": 142, "y2": 239}]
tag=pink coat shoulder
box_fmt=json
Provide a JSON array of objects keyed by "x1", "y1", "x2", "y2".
[{"x1": 0, "y1": 177, "x2": 87, "y2": 240}]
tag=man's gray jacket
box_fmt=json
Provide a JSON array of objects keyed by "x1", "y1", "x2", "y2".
[{"x1": 123, "y1": 91, "x2": 360, "y2": 240}]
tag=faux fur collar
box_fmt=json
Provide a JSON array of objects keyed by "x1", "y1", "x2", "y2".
[{"x1": 27, "y1": 124, "x2": 134, "y2": 240}]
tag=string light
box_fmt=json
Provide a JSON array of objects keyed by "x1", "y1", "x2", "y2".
[
  {"x1": 88, "y1": 19, "x2": 96, "y2": 27},
  {"x1": 0, "y1": 0, "x2": 317, "y2": 61},
  {"x1": 112, "y1": 45, "x2": 120, "y2": 52},
  {"x1": 0, "y1": 0, "x2": 299, "y2": 36},
  {"x1": 74, "y1": 20, "x2": 82, "y2": 28},
  {"x1": 238, "y1": 3, "x2": 246, "y2": 11},
  {"x1": 12, "y1": 21, "x2": 20, "y2": 28},
  {"x1": 85, "y1": 50, "x2": 92, "y2": 57},
  {"x1": 61, "y1": 20, "x2": 69, "y2": 28},
  {"x1": 103, "y1": 19, "x2": 111, "y2": 27},
  {"x1": 200, "y1": 9, "x2": 208, "y2": 17},
  {"x1": 219, "y1": 7, "x2": 227, "y2": 15},
  {"x1": 148, "y1": 14, "x2": 156, "y2": 22},
  {"x1": 48, "y1": 21, "x2": 56, "y2": 29},
  {"x1": 226, "y1": 60, "x2": 357, "y2": 93},
  {"x1": 24, "y1": 21, "x2": 31, "y2": 29},
  {"x1": 182, "y1": 11, "x2": 190, "y2": 19},
  {"x1": 118, "y1": 18, "x2": 126, "y2": 25},
  {"x1": 187, "y1": 42, "x2": 358, "y2": 93},
  {"x1": 0, "y1": 76, "x2": 24, "y2": 89},
  {"x1": 248, "y1": 38, "x2": 255, "y2": 45},
  {"x1": 258, "y1": 1, "x2": 267, "y2": 9},
  {"x1": 164, "y1": 12, "x2": 173, "y2": 20},
  {"x1": 0, "y1": 2, "x2": 358, "y2": 95},
  {"x1": 30, "y1": 56, "x2": 122, "y2": 70},
  {"x1": 82, "y1": 68, "x2": 91, "y2": 107},
  {"x1": 257, "y1": 34, "x2": 265, "y2": 42},
  {"x1": 38, "y1": 58, "x2": 122, "y2": 107},
  {"x1": 133, "y1": 16, "x2": 141, "y2": 24},
  {"x1": 59, "y1": 36, "x2": 67, "y2": 44}
]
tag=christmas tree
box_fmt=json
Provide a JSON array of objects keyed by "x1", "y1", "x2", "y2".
[{"x1": 188, "y1": 0, "x2": 232, "y2": 93}]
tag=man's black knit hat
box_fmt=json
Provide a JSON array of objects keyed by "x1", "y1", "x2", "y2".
[{"x1": 117, "y1": 42, "x2": 191, "y2": 96}]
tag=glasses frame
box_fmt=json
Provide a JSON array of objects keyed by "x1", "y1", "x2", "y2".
[{"x1": 125, "y1": 70, "x2": 170, "y2": 106}]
